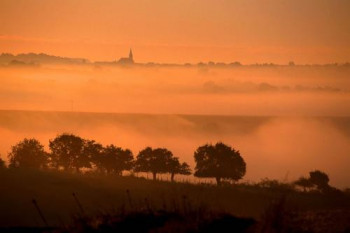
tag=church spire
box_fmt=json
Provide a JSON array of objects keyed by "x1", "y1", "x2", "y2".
[{"x1": 129, "y1": 48, "x2": 133, "y2": 61}]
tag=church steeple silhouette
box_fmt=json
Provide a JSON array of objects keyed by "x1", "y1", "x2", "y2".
[
  {"x1": 117, "y1": 48, "x2": 134, "y2": 65},
  {"x1": 129, "y1": 49, "x2": 133, "y2": 61}
]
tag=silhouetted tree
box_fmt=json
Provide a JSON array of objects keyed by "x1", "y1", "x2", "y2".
[
  {"x1": 168, "y1": 157, "x2": 191, "y2": 182},
  {"x1": 309, "y1": 170, "x2": 330, "y2": 191},
  {"x1": 49, "y1": 134, "x2": 90, "y2": 172},
  {"x1": 84, "y1": 139, "x2": 103, "y2": 171},
  {"x1": 194, "y1": 142, "x2": 246, "y2": 185},
  {"x1": 180, "y1": 162, "x2": 191, "y2": 174},
  {"x1": 99, "y1": 145, "x2": 134, "y2": 175},
  {"x1": 134, "y1": 147, "x2": 173, "y2": 180},
  {"x1": 294, "y1": 177, "x2": 314, "y2": 192},
  {"x1": 8, "y1": 138, "x2": 48, "y2": 169},
  {"x1": 0, "y1": 157, "x2": 6, "y2": 169}
]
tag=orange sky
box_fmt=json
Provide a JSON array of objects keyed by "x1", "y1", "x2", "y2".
[{"x1": 1, "y1": 0, "x2": 350, "y2": 64}]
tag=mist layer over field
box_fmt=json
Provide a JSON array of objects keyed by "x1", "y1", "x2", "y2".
[
  {"x1": 0, "y1": 66, "x2": 350, "y2": 187},
  {"x1": 1, "y1": 65, "x2": 350, "y2": 115}
]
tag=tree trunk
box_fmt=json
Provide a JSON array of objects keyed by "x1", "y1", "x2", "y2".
[
  {"x1": 152, "y1": 172, "x2": 157, "y2": 181},
  {"x1": 216, "y1": 177, "x2": 222, "y2": 186},
  {"x1": 171, "y1": 173, "x2": 175, "y2": 182}
]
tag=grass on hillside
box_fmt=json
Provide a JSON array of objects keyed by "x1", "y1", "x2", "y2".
[{"x1": 1, "y1": 168, "x2": 350, "y2": 232}]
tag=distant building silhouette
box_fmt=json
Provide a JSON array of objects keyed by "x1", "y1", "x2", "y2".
[{"x1": 117, "y1": 49, "x2": 134, "y2": 65}]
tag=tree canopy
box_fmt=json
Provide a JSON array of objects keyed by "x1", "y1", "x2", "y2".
[
  {"x1": 98, "y1": 144, "x2": 134, "y2": 175},
  {"x1": 49, "y1": 134, "x2": 90, "y2": 172},
  {"x1": 84, "y1": 139, "x2": 103, "y2": 171},
  {"x1": 134, "y1": 147, "x2": 191, "y2": 181},
  {"x1": 309, "y1": 170, "x2": 330, "y2": 191},
  {"x1": 134, "y1": 147, "x2": 173, "y2": 180},
  {"x1": 8, "y1": 138, "x2": 48, "y2": 169},
  {"x1": 194, "y1": 142, "x2": 246, "y2": 185}
]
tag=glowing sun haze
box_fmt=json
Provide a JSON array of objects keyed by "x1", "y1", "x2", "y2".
[{"x1": 1, "y1": 0, "x2": 350, "y2": 63}]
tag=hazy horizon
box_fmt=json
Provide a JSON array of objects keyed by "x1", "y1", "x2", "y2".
[
  {"x1": 1, "y1": 51, "x2": 350, "y2": 65},
  {"x1": 1, "y1": 0, "x2": 350, "y2": 64}
]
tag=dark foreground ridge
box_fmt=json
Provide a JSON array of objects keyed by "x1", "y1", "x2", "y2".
[{"x1": 1, "y1": 169, "x2": 350, "y2": 232}]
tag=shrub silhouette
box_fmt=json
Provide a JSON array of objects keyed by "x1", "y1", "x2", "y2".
[
  {"x1": 294, "y1": 176, "x2": 314, "y2": 192},
  {"x1": 293, "y1": 170, "x2": 332, "y2": 193},
  {"x1": 309, "y1": 170, "x2": 330, "y2": 191},
  {"x1": 64, "y1": 206, "x2": 256, "y2": 233},
  {"x1": 194, "y1": 142, "x2": 246, "y2": 185},
  {"x1": 258, "y1": 178, "x2": 293, "y2": 192},
  {"x1": 8, "y1": 138, "x2": 48, "y2": 169},
  {"x1": 49, "y1": 134, "x2": 90, "y2": 172}
]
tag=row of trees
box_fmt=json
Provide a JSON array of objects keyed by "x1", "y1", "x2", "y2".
[
  {"x1": 2, "y1": 135, "x2": 336, "y2": 190},
  {"x1": 4, "y1": 134, "x2": 247, "y2": 184}
]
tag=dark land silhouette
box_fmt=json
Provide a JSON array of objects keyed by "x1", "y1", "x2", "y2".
[{"x1": 1, "y1": 136, "x2": 350, "y2": 232}]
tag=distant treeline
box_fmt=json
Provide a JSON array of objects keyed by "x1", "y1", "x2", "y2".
[
  {"x1": 0, "y1": 134, "x2": 339, "y2": 191},
  {"x1": 0, "y1": 53, "x2": 89, "y2": 66},
  {"x1": 1, "y1": 53, "x2": 350, "y2": 67}
]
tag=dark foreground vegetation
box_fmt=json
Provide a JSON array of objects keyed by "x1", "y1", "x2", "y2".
[
  {"x1": 1, "y1": 135, "x2": 350, "y2": 232},
  {"x1": 1, "y1": 168, "x2": 350, "y2": 233}
]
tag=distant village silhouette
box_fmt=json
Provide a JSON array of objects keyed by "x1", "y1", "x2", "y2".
[{"x1": 0, "y1": 49, "x2": 349, "y2": 67}]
